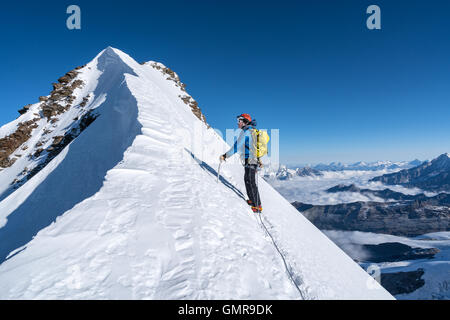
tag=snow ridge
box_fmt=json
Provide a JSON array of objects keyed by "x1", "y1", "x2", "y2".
[{"x1": 0, "y1": 47, "x2": 394, "y2": 300}]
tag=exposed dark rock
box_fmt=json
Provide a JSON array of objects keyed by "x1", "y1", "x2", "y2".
[
  {"x1": 65, "y1": 96, "x2": 76, "y2": 105},
  {"x1": 296, "y1": 167, "x2": 323, "y2": 177},
  {"x1": 58, "y1": 88, "x2": 73, "y2": 97},
  {"x1": 71, "y1": 80, "x2": 84, "y2": 89},
  {"x1": 79, "y1": 96, "x2": 89, "y2": 107},
  {"x1": 18, "y1": 104, "x2": 32, "y2": 115},
  {"x1": 360, "y1": 242, "x2": 439, "y2": 263},
  {"x1": 149, "y1": 62, "x2": 208, "y2": 127},
  {"x1": 52, "y1": 136, "x2": 64, "y2": 146},
  {"x1": 381, "y1": 269, "x2": 425, "y2": 295},
  {"x1": 42, "y1": 103, "x2": 65, "y2": 119},
  {"x1": 33, "y1": 148, "x2": 44, "y2": 158},
  {"x1": 52, "y1": 83, "x2": 63, "y2": 90},
  {"x1": 0, "y1": 119, "x2": 40, "y2": 168},
  {"x1": 79, "y1": 110, "x2": 98, "y2": 131},
  {"x1": 57, "y1": 75, "x2": 71, "y2": 84},
  {"x1": 293, "y1": 194, "x2": 450, "y2": 236},
  {"x1": 58, "y1": 70, "x2": 78, "y2": 84},
  {"x1": 327, "y1": 184, "x2": 361, "y2": 193},
  {"x1": 291, "y1": 201, "x2": 314, "y2": 212},
  {"x1": 178, "y1": 94, "x2": 207, "y2": 125},
  {"x1": 40, "y1": 72, "x2": 85, "y2": 120},
  {"x1": 13, "y1": 110, "x2": 99, "y2": 190}
]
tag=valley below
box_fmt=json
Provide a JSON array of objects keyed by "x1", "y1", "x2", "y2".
[{"x1": 265, "y1": 156, "x2": 450, "y2": 299}]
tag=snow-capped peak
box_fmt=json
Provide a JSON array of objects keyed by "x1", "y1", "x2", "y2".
[{"x1": 0, "y1": 48, "x2": 393, "y2": 300}]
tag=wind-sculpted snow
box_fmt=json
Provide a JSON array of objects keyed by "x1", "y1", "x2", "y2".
[
  {"x1": 0, "y1": 48, "x2": 393, "y2": 300},
  {"x1": 0, "y1": 48, "x2": 141, "y2": 264}
]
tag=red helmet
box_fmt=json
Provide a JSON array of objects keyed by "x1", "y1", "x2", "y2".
[{"x1": 237, "y1": 113, "x2": 252, "y2": 123}]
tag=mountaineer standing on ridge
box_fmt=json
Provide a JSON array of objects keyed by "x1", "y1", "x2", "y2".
[{"x1": 220, "y1": 114, "x2": 263, "y2": 213}]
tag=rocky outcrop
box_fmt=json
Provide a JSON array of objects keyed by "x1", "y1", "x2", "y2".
[
  {"x1": 0, "y1": 119, "x2": 40, "y2": 168},
  {"x1": 178, "y1": 94, "x2": 207, "y2": 125},
  {"x1": 12, "y1": 110, "x2": 99, "y2": 189},
  {"x1": 149, "y1": 62, "x2": 187, "y2": 92},
  {"x1": 293, "y1": 193, "x2": 450, "y2": 236},
  {"x1": 358, "y1": 242, "x2": 439, "y2": 263},
  {"x1": 39, "y1": 68, "x2": 85, "y2": 119},
  {"x1": 381, "y1": 269, "x2": 425, "y2": 296},
  {"x1": 17, "y1": 104, "x2": 32, "y2": 115},
  {"x1": 57, "y1": 70, "x2": 78, "y2": 84},
  {"x1": 7, "y1": 62, "x2": 92, "y2": 189},
  {"x1": 16, "y1": 66, "x2": 85, "y2": 117},
  {"x1": 42, "y1": 103, "x2": 66, "y2": 119},
  {"x1": 147, "y1": 62, "x2": 208, "y2": 127},
  {"x1": 371, "y1": 153, "x2": 450, "y2": 192}
]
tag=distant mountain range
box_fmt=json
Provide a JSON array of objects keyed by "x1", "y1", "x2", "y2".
[
  {"x1": 263, "y1": 165, "x2": 323, "y2": 180},
  {"x1": 312, "y1": 159, "x2": 423, "y2": 172},
  {"x1": 292, "y1": 153, "x2": 450, "y2": 236},
  {"x1": 293, "y1": 192, "x2": 450, "y2": 236},
  {"x1": 371, "y1": 153, "x2": 450, "y2": 192},
  {"x1": 264, "y1": 159, "x2": 423, "y2": 181},
  {"x1": 289, "y1": 153, "x2": 450, "y2": 299}
]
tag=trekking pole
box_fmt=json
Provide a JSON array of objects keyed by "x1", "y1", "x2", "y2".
[{"x1": 217, "y1": 161, "x2": 222, "y2": 183}]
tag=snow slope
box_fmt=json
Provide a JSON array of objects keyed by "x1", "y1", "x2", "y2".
[{"x1": 0, "y1": 48, "x2": 393, "y2": 300}]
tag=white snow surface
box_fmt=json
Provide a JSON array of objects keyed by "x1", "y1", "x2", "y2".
[{"x1": 0, "y1": 48, "x2": 393, "y2": 300}]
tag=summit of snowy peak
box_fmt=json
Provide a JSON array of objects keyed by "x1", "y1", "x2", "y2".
[
  {"x1": 97, "y1": 46, "x2": 127, "y2": 57},
  {"x1": 92, "y1": 47, "x2": 140, "y2": 72},
  {"x1": 0, "y1": 49, "x2": 393, "y2": 300}
]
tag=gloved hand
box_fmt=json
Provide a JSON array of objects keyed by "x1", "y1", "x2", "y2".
[
  {"x1": 219, "y1": 154, "x2": 226, "y2": 162},
  {"x1": 257, "y1": 159, "x2": 263, "y2": 168}
]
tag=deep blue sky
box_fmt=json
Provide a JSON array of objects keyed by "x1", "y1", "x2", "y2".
[{"x1": 1, "y1": 0, "x2": 449, "y2": 164}]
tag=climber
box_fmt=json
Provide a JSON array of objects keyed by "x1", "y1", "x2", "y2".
[{"x1": 220, "y1": 114, "x2": 263, "y2": 213}]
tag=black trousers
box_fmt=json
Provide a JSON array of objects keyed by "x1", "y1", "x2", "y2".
[{"x1": 244, "y1": 164, "x2": 261, "y2": 207}]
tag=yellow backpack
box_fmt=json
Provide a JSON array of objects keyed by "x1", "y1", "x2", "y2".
[{"x1": 251, "y1": 129, "x2": 270, "y2": 158}]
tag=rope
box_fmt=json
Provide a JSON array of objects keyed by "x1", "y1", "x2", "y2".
[{"x1": 255, "y1": 171, "x2": 306, "y2": 300}]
